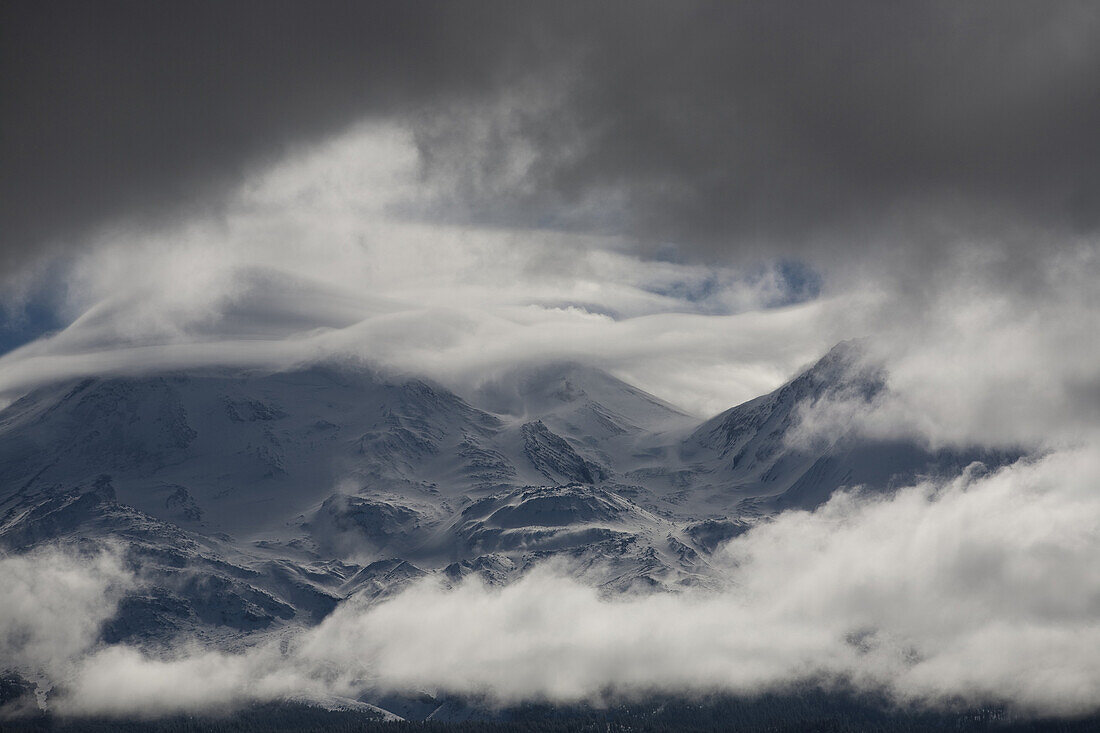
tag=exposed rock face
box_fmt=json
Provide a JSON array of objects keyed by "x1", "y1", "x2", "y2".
[{"x1": 522, "y1": 420, "x2": 597, "y2": 484}]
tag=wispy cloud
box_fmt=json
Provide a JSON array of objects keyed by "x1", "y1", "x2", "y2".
[
  {"x1": 5, "y1": 123, "x2": 1098, "y2": 452},
  {"x1": 0, "y1": 125, "x2": 834, "y2": 417}
]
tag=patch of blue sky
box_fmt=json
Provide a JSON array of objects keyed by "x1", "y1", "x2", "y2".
[
  {"x1": 0, "y1": 296, "x2": 63, "y2": 356},
  {"x1": 0, "y1": 266, "x2": 69, "y2": 357},
  {"x1": 642, "y1": 259, "x2": 822, "y2": 315},
  {"x1": 769, "y1": 260, "x2": 822, "y2": 306}
]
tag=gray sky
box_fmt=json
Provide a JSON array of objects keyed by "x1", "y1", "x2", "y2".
[{"x1": 3, "y1": 1, "x2": 1099, "y2": 277}]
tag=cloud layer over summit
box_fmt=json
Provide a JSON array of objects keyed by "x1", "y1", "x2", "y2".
[
  {"x1": 2, "y1": 2, "x2": 1099, "y2": 429},
  {"x1": 0, "y1": 118, "x2": 1097, "y2": 450}
]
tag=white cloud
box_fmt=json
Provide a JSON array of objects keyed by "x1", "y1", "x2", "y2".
[
  {"x1": 286, "y1": 446, "x2": 1100, "y2": 715},
  {"x1": 779, "y1": 241, "x2": 1100, "y2": 452},
  {"x1": 0, "y1": 123, "x2": 836, "y2": 417},
  {"x1": 0, "y1": 547, "x2": 131, "y2": 677},
  {"x1": 5, "y1": 122, "x2": 1095, "y2": 450},
  {"x1": 11, "y1": 446, "x2": 1099, "y2": 718}
]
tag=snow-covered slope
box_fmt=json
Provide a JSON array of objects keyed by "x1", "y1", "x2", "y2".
[
  {"x1": 472, "y1": 361, "x2": 694, "y2": 439},
  {"x1": 0, "y1": 347, "x2": 1015, "y2": 660},
  {"x1": 676, "y1": 342, "x2": 1014, "y2": 512},
  {"x1": 0, "y1": 366, "x2": 506, "y2": 541}
]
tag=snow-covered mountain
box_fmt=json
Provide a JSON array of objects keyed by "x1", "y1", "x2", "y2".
[
  {"x1": 0, "y1": 344, "x2": 1014, "y2": 667},
  {"x1": 676, "y1": 342, "x2": 1013, "y2": 512}
]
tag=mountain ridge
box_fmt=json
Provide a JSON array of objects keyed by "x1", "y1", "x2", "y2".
[{"x1": 0, "y1": 345, "x2": 1021, "y2": 712}]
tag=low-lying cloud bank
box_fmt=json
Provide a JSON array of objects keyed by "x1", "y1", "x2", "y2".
[
  {"x1": 0, "y1": 548, "x2": 132, "y2": 677},
  {"x1": 5, "y1": 443, "x2": 1099, "y2": 719}
]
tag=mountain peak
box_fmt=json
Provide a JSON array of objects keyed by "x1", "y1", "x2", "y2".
[{"x1": 469, "y1": 361, "x2": 691, "y2": 434}]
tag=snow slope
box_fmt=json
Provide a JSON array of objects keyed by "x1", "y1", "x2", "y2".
[{"x1": 0, "y1": 344, "x2": 1017, "y2": 714}]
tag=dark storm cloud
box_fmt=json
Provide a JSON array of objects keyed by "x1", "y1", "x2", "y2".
[
  {"x1": 3, "y1": 1, "x2": 1099, "y2": 278},
  {"x1": 412, "y1": 1, "x2": 1100, "y2": 263},
  {"x1": 0, "y1": 0, "x2": 540, "y2": 274}
]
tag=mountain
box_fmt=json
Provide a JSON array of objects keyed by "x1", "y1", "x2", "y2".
[
  {"x1": 0, "y1": 346, "x2": 1017, "y2": 717},
  {"x1": 678, "y1": 342, "x2": 1016, "y2": 511},
  {"x1": 472, "y1": 361, "x2": 694, "y2": 439},
  {"x1": 0, "y1": 364, "x2": 718, "y2": 636}
]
